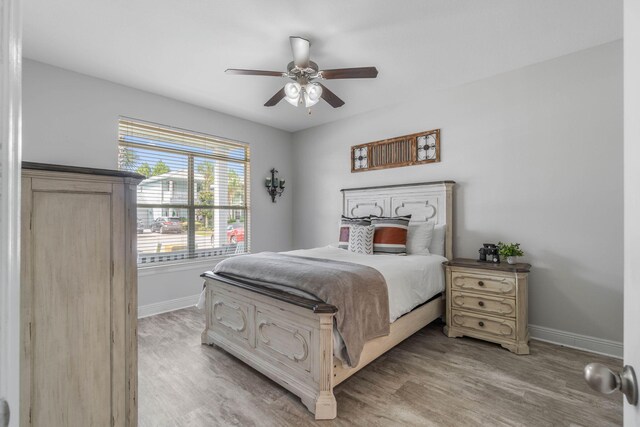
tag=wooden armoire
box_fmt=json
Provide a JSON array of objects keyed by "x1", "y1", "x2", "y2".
[{"x1": 20, "y1": 162, "x2": 143, "y2": 427}]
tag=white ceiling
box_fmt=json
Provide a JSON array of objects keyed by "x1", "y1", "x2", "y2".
[{"x1": 24, "y1": 1, "x2": 622, "y2": 132}]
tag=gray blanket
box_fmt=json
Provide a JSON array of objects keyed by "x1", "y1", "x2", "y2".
[{"x1": 213, "y1": 252, "x2": 390, "y2": 367}]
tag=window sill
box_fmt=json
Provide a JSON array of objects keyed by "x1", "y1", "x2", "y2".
[{"x1": 137, "y1": 253, "x2": 248, "y2": 277}]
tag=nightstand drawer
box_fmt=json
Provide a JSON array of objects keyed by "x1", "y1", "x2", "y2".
[
  {"x1": 451, "y1": 291, "x2": 516, "y2": 318},
  {"x1": 451, "y1": 271, "x2": 516, "y2": 296},
  {"x1": 450, "y1": 310, "x2": 516, "y2": 340}
]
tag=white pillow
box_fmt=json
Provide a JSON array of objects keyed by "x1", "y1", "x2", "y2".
[
  {"x1": 406, "y1": 222, "x2": 435, "y2": 255},
  {"x1": 429, "y1": 224, "x2": 446, "y2": 257},
  {"x1": 347, "y1": 225, "x2": 375, "y2": 255}
]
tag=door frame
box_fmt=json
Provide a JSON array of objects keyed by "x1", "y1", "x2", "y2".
[
  {"x1": 0, "y1": 0, "x2": 22, "y2": 426},
  {"x1": 624, "y1": 0, "x2": 640, "y2": 424}
]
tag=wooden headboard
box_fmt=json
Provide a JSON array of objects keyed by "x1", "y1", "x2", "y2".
[{"x1": 341, "y1": 181, "x2": 455, "y2": 259}]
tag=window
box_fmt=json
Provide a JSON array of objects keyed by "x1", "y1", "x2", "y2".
[{"x1": 118, "y1": 118, "x2": 250, "y2": 265}]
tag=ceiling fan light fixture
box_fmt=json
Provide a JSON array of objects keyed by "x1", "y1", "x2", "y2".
[
  {"x1": 303, "y1": 94, "x2": 318, "y2": 108},
  {"x1": 285, "y1": 96, "x2": 300, "y2": 107},
  {"x1": 284, "y1": 82, "x2": 301, "y2": 98},
  {"x1": 284, "y1": 81, "x2": 302, "y2": 104},
  {"x1": 304, "y1": 83, "x2": 322, "y2": 107},
  {"x1": 304, "y1": 83, "x2": 322, "y2": 101}
]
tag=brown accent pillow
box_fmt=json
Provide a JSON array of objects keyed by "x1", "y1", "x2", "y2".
[{"x1": 370, "y1": 215, "x2": 411, "y2": 255}]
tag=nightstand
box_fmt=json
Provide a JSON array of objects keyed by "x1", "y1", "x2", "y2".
[{"x1": 443, "y1": 258, "x2": 531, "y2": 355}]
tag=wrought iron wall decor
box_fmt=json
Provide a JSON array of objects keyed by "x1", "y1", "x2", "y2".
[
  {"x1": 351, "y1": 129, "x2": 440, "y2": 172},
  {"x1": 265, "y1": 168, "x2": 286, "y2": 202}
]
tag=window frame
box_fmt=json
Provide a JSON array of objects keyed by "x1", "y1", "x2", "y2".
[{"x1": 118, "y1": 118, "x2": 250, "y2": 267}]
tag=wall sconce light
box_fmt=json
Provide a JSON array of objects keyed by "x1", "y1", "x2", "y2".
[{"x1": 265, "y1": 168, "x2": 285, "y2": 203}]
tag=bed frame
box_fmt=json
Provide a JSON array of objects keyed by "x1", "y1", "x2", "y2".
[{"x1": 201, "y1": 181, "x2": 455, "y2": 419}]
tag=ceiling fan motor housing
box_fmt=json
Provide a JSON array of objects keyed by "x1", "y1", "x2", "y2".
[{"x1": 286, "y1": 61, "x2": 319, "y2": 79}]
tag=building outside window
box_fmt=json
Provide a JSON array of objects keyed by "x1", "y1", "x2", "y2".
[{"x1": 117, "y1": 118, "x2": 250, "y2": 265}]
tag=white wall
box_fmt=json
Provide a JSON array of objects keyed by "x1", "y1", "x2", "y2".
[
  {"x1": 292, "y1": 41, "x2": 623, "y2": 345},
  {"x1": 22, "y1": 59, "x2": 294, "y2": 308}
]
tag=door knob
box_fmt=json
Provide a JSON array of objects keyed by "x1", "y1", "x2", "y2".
[{"x1": 584, "y1": 363, "x2": 638, "y2": 405}]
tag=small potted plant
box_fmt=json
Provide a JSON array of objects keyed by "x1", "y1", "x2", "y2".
[{"x1": 498, "y1": 242, "x2": 524, "y2": 265}]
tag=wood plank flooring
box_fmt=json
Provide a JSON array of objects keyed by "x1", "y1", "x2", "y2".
[{"x1": 139, "y1": 308, "x2": 622, "y2": 426}]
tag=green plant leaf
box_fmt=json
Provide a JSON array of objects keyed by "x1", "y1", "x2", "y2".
[{"x1": 497, "y1": 242, "x2": 524, "y2": 257}]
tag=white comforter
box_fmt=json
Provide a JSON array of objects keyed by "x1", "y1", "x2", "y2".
[{"x1": 283, "y1": 246, "x2": 446, "y2": 322}]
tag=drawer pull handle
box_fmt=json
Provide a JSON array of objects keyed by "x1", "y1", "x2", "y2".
[
  {"x1": 478, "y1": 281, "x2": 485, "y2": 287},
  {"x1": 478, "y1": 321, "x2": 485, "y2": 327},
  {"x1": 478, "y1": 301, "x2": 485, "y2": 307}
]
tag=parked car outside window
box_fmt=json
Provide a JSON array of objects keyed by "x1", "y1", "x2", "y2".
[
  {"x1": 150, "y1": 217, "x2": 183, "y2": 234},
  {"x1": 211, "y1": 222, "x2": 245, "y2": 245},
  {"x1": 226, "y1": 223, "x2": 245, "y2": 244}
]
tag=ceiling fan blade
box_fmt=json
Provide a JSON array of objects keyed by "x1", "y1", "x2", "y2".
[
  {"x1": 318, "y1": 83, "x2": 345, "y2": 108},
  {"x1": 290, "y1": 36, "x2": 310, "y2": 68},
  {"x1": 320, "y1": 67, "x2": 378, "y2": 79},
  {"x1": 225, "y1": 69, "x2": 285, "y2": 77},
  {"x1": 264, "y1": 87, "x2": 286, "y2": 107}
]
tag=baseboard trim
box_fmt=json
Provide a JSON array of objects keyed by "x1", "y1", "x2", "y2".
[
  {"x1": 138, "y1": 294, "x2": 201, "y2": 319},
  {"x1": 137, "y1": 299, "x2": 624, "y2": 359},
  {"x1": 529, "y1": 324, "x2": 623, "y2": 359}
]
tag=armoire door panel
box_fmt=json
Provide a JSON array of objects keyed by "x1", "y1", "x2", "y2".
[
  {"x1": 31, "y1": 191, "x2": 112, "y2": 426},
  {"x1": 21, "y1": 164, "x2": 141, "y2": 427}
]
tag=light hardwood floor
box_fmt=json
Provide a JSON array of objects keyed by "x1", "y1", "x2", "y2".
[{"x1": 139, "y1": 308, "x2": 621, "y2": 427}]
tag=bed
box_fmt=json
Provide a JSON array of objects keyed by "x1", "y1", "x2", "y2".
[{"x1": 200, "y1": 181, "x2": 454, "y2": 419}]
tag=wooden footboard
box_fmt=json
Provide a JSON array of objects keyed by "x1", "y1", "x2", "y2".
[
  {"x1": 201, "y1": 274, "x2": 339, "y2": 419},
  {"x1": 201, "y1": 273, "x2": 445, "y2": 420}
]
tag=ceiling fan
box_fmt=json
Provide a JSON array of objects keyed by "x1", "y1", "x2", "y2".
[{"x1": 225, "y1": 36, "x2": 378, "y2": 109}]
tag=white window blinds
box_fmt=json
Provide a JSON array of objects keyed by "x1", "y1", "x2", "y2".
[{"x1": 117, "y1": 118, "x2": 250, "y2": 265}]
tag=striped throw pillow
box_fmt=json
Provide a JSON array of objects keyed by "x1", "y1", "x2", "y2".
[
  {"x1": 370, "y1": 215, "x2": 411, "y2": 255},
  {"x1": 347, "y1": 225, "x2": 375, "y2": 255},
  {"x1": 338, "y1": 216, "x2": 371, "y2": 249}
]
